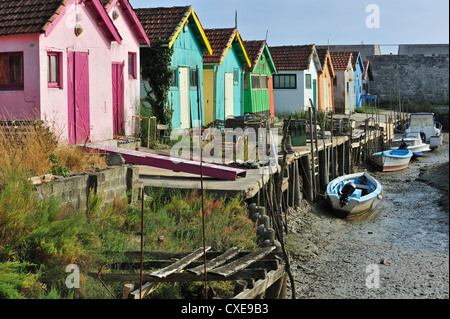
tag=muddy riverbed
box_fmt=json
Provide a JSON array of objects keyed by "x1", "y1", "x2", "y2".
[{"x1": 285, "y1": 133, "x2": 449, "y2": 299}]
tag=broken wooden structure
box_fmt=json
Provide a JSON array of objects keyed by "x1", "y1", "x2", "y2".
[
  {"x1": 89, "y1": 246, "x2": 287, "y2": 299},
  {"x1": 83, "y1": 144, "x2": 247, "y2": 181}
]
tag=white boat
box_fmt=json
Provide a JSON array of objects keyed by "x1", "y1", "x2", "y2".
[
  {"x1": 372, "y1": 149, "x2": 413, "y2": 172},
  {"x1": 390, "y1": 132, "x2": 431, "y2": 156},
  {"x1": 326, "y1": 171, "x2": 383, "y2": 219},
  {"x1": 405, "y1": 113, "x2": 443, "y2": 150}
]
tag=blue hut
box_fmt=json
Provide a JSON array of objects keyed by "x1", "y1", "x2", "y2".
[
  {"x1": 202, "y1": 28, "x2": 251, "y2": 124},
  {"x1": 136, "y1": 6, "x2": 212, "y2": 129},
  {"x1": 349, "y1": 51, "x2": 365, "y2": 109}
]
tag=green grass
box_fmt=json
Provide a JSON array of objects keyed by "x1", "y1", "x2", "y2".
[{"x1": 0, "y1": 167, "x2": 257, "y2": 299}]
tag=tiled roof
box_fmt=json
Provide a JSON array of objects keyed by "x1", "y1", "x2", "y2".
[
  {"x1": 203, "y1": 28, "x2": 238, "y2": 64},
  {"x1": 134, "y1": 6, "x2": 191, "y2": 44},
  {"x1": 0, "y1": 0, "x2": 66, "y2": 36},
  {"x1": 362, "y1": 59, "x2": 373, "y2": 80},
  {"x1": 329, "y1": 51, "x2": 353, "y2": 71},
  {"x1": 269, "y1": 45, "x2": 315, "y2": 71},
  {"x1": 243, "y1": 40, "x2": 265, "y2": 72}
]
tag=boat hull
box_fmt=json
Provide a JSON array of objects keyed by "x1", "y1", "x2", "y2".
[
  {"x1": 326, "y1": 171, "x2": 382, "y2": 219},
  {"x1": 372, "y1": 150, "x2": 413, "y2": 172}
]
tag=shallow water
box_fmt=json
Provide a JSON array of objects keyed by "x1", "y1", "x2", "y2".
[{"x1": 287, "y1": 134, "x2": 449, "y2": 299}]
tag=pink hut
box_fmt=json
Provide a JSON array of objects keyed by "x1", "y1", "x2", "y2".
[{"x1": 0, "y1": 0, "x2": 149, "y2": 143}]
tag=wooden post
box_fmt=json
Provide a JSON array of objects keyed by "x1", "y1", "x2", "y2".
[
  {"x1": 300, "y1": 155, "x2": 313, "y2": 202},
  {"x1": 122, "y1": 283, "x2": 134, "y2": 299}
]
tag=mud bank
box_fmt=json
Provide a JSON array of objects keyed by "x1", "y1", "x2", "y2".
[{"x1": 286, "y1": 133, "x2": 449, "y2": 299}]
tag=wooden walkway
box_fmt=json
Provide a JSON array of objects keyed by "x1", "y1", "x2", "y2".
[{"x1": 89, "y1": 246, "x2": 287, "y2": 299}]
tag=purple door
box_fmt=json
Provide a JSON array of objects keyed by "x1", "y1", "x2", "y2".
[
  {"x1": 112, "y1": 62, "x2": 125, "y2": 136},
  {"x1": 68, "y1": 51, "x2": 90, "y2": 144}
]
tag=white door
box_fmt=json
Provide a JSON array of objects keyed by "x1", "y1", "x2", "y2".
[
  {"x1": 224, "y1": 73, "x2": 234, "y2": 119},
  {"x1": 323, "y1": 78, "x2": 329, "y2": 113},
  {"x1": 179, "y1": 67, "x2": 190, "y2": 129}
]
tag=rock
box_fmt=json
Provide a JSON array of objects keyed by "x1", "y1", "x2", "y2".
[{"x1": 106, "y1": 153, "x2": 125, "y2": 166}]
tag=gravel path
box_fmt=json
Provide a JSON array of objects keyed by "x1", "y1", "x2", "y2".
[{"x1": 285, "y1": 133, "x2": 449, "y2": 299}]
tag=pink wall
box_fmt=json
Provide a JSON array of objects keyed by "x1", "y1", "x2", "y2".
[
  {"x1": 107, "y1": 1, "x2": 141, "y2": 137},
  {"x1": 39, "y1": 1, "x2": 113, "y2": 142},
  {"x1": 1, "y1": 0, "x2": 142, "y2": 143},
  {"x1": 0, "y1": 34, "x2": 40, "y2": 120}
]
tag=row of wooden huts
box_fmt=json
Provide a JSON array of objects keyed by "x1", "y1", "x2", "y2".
[{"x1": 0, "y1": 0, "x2": 374, "y2": 144}]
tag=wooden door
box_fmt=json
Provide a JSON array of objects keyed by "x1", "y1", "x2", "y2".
[
  {"x1": 179, "y1": 67, "x2": 190, "y2": 129},
  {"x1": 68, "y1": 51, "x2": 90, "y2": 144},
  {"x1": 224, "y1": 73, "x2": 234, "y2": 119},
  {"x1": 203, "y1": 68, "x2": 214, "y2": 125},
  {"x1": 268, "y1": 75, "x2": 275, "y2": 118},
  {"x1": 112, "y1": 62, "x2": 125, "y2": 136}
]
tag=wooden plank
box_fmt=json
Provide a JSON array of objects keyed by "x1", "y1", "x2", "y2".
[
  {"x1": 89, "y1": 268, "x2": 267, "y2": 283},
  {"x1": 120, "y1": 250, "x2": 284, "y2": 261},
  {"x1": 233, "y1": 264, "x2": 286, "y2": 299},
  {"x1": 187, "y1": 247, "x2": 243, "y2": 276},
  {"x1": 129, "y1": 282, "x2": 159, "y2": 299},
  {"x1": 150, "y1": 247, "x2": 211, "y2": 279},
  {"x1": 209, "y1": 246, "x2": 275, "y2": 278}
]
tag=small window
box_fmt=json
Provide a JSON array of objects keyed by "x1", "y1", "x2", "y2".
[
  {"x1": 170, "y1": 68, "x2": 178, "y2": 88},
  {"x1": 273, "y1": 74, "x2": 296, "y2": 89},
  {"x1": 233, "y1": 69, "x2": 239, "y2": 85},
  {"x1": 260, "y1": 75, "x2": 268, "y2": 90},
  {"x1": 189, "y1": 68, "x2": 198, "y2": 88},
  {"x1": 128, "y1": 52, "x2": 137, "y2": 79},
  {"x1": 305, "y1": 74, "x2": 312, "y2": 89},
  {"x1": 0, "y1": 52, "x2": 24, "y2": 90},
  {"x1": 47, "y1": 52, "x2": 62, "y2": 88},
  {"x1": 251, "y1": 75, "x2": 261, "y2": 90},
  {"x1": 244, "y1": 73, "x2": 249, "y2": 91}
]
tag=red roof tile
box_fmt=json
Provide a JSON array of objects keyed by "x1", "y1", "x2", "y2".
[
  {"x1": 329, "y1": 51, "x2": 353, "y2": 71},
  {"x1": 243, "y1": 40, "x2": 265, "y2": 72},
  {"x1": 203, "y1": 28, "x2": 238, "y2": 64},
  {"x1": 0, "y1": 0, "x2": 66, "y2": 36},
  {"x1": 269, "y1": 45, "x2": 315, "y2": 71},
  {"x1": 134, "y1": 6, "x2": 191, "y2": 44},
  {"x1": 362, "y1": 59, "x2": 370, "y2": 80}
]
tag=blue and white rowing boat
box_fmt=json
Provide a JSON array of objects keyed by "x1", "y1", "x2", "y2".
[
  {"x1": 372, "y1": 149, "x2": 413, "y2": 172},
  {"x1": 326, "y1": 171, "x2": 383, "y2": 219}
]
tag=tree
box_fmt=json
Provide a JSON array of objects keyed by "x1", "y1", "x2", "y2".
[{"x1": 141, "y1": 38, "x2": 174, "y2": 131}]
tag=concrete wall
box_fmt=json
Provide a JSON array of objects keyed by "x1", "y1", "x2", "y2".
[
  {"x1": 398, "y1": 44, "x2": 449, "y2": 56},
  {"x1": 319, "y1": 45, "x2": 382, "y2": 59},
  {"x1": 34, "y1": 166, "x2": 140, "y2": 211},
  {"x1": 368, "y1": 54, "x2": 450, "y2": 103}
]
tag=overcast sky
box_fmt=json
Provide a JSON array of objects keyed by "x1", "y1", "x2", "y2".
[{"x1": 129, "y1": 0, "x2": 449, "y2": 54}]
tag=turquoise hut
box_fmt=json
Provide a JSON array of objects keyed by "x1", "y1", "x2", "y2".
[
  {"x1": 202, "y1": 28, "x2": 251, "y2": 125},
  {"x1": 136, "y1": 6, "x2": 212, "y2": 129}
]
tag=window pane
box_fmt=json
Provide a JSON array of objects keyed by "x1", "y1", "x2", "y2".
[
  {"x1": 280, "y1": 76, "x2": 285, "y2": 88},
  {"x1": 233, "y1": 69, "x2": 239, "y2": 84},
  {"x1": 47, "y1": 55, "x2": 51, "y2": 83},
  {"x1": 190, "y1": 69, "x2": 198, "y2": 87},
  {"x1": 251, "y1": 75, "x2": 260, "y2": 89},
  {"x1": 9, "y1": 55, "x2": 23, "y2": 84},
  {"x1": 128, "y1": 53, "x2": 135, "y2": 77},
  {"x1": 261, "y1": 75, "x2": 268, "y2": 89},
  {"x1": 0, "y1": 55, "x2": 9, "y2": 84},
  {"x1": 305, "y1": 74, "x2": 311, "y2": 89},
  {"x1": 50, "y1": 55, "x2": 58, "y2": 83},
  {"x1": 274, "y1": 75, "x2": 279, "y2": 88},
  {"x1": 170, "y1": 69, "x2": 178, "y2": 87}
]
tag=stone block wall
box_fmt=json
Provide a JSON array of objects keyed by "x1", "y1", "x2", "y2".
[
  {"x1": 368, "y1": 54, "x2": 449, "y2": 103},
  {"x1": 34, "y1": 166, "x2": 140, "y2": 211}
]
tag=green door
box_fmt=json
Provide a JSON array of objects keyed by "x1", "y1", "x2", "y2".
[{"x1": 313, "y1": 79, "x2": 317, "y2": 109}]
